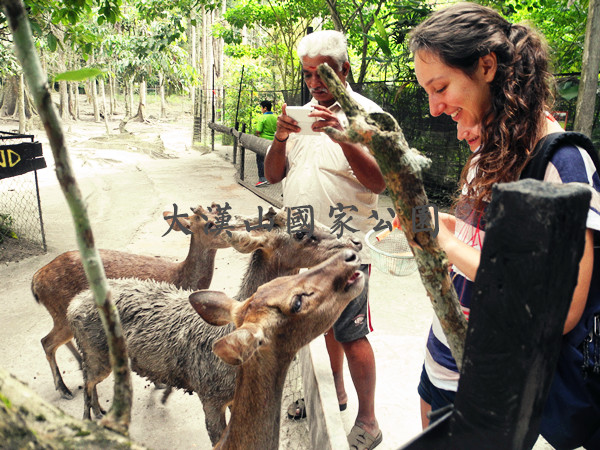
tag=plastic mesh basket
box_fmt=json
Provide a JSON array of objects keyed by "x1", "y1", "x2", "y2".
[{"x1": 365, "y1": 228, "x2": 418, "y2": 277}]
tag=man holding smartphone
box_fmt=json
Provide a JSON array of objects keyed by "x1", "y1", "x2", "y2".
[{"x1": 264, "y1": 30, "x2": 385, "y2": 450}]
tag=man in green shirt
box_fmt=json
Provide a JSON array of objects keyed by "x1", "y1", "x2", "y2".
[{"x1": 254, "y1": 100, "x2": 277, "y2": 186}]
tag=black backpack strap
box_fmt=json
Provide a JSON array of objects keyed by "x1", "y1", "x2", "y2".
[{"x1": 520, "y1": 132, "x2": 600, "y2": 181}]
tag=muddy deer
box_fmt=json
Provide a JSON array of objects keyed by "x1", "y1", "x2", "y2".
[
  {"x1": 191, "y1": 249, "x2": 365, "y2": 450},
  {"x1": 67, "y1": 208, "x2": 362, "y2": 444},
  {"x1": 32, "y1": 204, "x2": 260, "y2": 399}
]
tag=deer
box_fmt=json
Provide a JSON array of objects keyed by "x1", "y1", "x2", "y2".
[
  {"x1": 67, "y1": 208, "x2": 363, "y2": 445},
  {"x1": 190, "y1": 248, "x2": 365, "y2": 450},
  {"x1": 31, "y1": 204, "x2": 263, "y2": 400}
]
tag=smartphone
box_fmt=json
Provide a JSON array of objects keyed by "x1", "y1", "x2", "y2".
[{"x1": 285, "y1": 106, "x2": 321, "y2": 135}]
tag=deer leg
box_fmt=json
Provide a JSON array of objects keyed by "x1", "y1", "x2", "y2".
[
  {"x1": 160, "y1": 385, "x2": 172, "y2": 404},
  {"x1": 65, "y1": 340, "x2": 83, "y2": 368},
  {"x1": 82, "y1": 359, "x2": 110, "y2": 420},
  {"x1": 41, "y1": 325, "x2": 76, "y2": 399},
  {"x1": 201, "y1": 397, "x2": 227, "y2": 445}
]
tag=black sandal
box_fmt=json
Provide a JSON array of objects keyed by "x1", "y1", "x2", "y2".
[{"x1": 287, "y1": 398, "x2": 307, "y2": 420}]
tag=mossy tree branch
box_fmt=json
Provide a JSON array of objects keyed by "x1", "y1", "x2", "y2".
[
  {"x1": 0, "y1": 369, "x2": 144, "y2": 448},
  {"x1": 1, "y1": 0, "x2": 132, "y2": 433},
  {"x1": 318, "y1": 63, "x2": 467, "y2": 368}
]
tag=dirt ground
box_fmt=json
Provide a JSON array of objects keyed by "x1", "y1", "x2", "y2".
[{"x1": 0, "y1": 95, "x2": 556, "y2": 449}]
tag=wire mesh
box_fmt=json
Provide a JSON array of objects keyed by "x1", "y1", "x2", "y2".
[{"x1": 0, "y1": 169, "x2": 46, "y2": 262}]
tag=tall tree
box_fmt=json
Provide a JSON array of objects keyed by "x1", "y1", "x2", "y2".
[{"x1": 574, "y1": 0, "x2": 600, "y2": 135}]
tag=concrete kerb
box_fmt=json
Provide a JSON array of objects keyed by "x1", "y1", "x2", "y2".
[{"x1": 301, "y1": 340, "x2": 350, "y2": 449}]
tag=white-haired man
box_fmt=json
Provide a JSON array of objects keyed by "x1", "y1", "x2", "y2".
[{"x1": 265, "y1": 30, "x2": 383, "y2": 450}]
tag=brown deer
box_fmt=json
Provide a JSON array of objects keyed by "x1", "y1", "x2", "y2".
[
  {"x1": 32, "y1": 204, "x2": 262, "y2": 399},
  {"x1": 190, "y1": 248, "x2": 365, "y2": 450},
  {"x1": 67, "y1": 208, "x2": 362, "y2": 444}
]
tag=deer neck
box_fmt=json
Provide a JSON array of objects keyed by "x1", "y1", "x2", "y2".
[
  {"x1": 236, "y1": 251, "x2": 300, "y2": 300},
  {"x1": 216, "y1": 350, "x2": 294, "y2": 450},
  {"x1": 178, "y1": 235, "x2": 218, "y2": 290}
]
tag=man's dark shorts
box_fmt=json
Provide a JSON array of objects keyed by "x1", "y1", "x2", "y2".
[{"x1": 332, "y1": 263, "x2": 371, "y2": 343}]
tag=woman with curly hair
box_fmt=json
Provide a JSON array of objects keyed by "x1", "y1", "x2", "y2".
[{"x1": 409, "y1": 3, "x2": 600, "y2": 448}]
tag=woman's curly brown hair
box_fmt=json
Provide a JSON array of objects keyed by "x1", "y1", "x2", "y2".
[{"x1": 409, "y1": 2, "x2": 554, "y2": 214}]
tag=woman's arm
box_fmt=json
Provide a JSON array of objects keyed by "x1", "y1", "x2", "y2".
[{"x1": 563, "y1": 228, "x2": 594, "y2": 334}]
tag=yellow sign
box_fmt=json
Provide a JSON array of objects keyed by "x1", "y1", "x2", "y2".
[{"x1": 0, "y1": 149, "x2": 22, "y2": 168}]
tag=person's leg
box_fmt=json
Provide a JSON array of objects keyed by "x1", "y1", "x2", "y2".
[
  {"x1": 256, "y1": 153, "x2": 265, "y2": 180},
  {"x1": 333, "y1": 264, "x2": 381, "y2": 445},
  {"x1": 342, "y1": 336, "x2": 379, "y2": 437},
  {"x1": 417, "y1": 364, "x2": 455, "y2": 429},
  {"x1": 420, "y1": 397, "x2": 432, "y2": 429},
  {"x1": 324, "y1": 329, "x2": 348, "y2": 407}
]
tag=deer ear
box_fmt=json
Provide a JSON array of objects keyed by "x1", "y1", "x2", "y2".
[
  {"x1": 191, "y1": 205, "x2": 207, "y2": 216},
  {"x1": 189, "y1": 290, "x2": 237, "y2": 326},
  {"x1": 213, "y1": 324, "x2": 265, "y2": 366},
  {"x1": 163, "y1": 211, "x2": 191, "y2": 232}
]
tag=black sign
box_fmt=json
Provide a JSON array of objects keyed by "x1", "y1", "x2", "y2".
[{"x1": 0, "y1": 142, "x2": 46, "y2": 179}]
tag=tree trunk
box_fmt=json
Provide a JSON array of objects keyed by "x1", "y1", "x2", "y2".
[
  {"x1": 74, "y1": 82, "x2": 80, "y2": 119},
  {"x1": 202, "y1": 6, "x2": 213, "y2": 142},
  {"x1": 158, "y1": 72, "x2": 166, "y2": 118},
  {"x1": 59, "y1": 79, "x2": 68, "y2": 120},
  {"x1": 17, "y1": 72, "x2": 25, "y2": 133},
  {"x1": 190, "y1": 13, "x2": 197, "y2": 107},
  {"x1": 0, "y1": 73, "x2": 35, "y2": 118},
  {"x1": 0, "y1": 75, "x2": 18, "y2": 116},
  {"x1": 99, "y1": 77, "x2": 110, "y2": 134},
  {"x1": 134, "y1": 78, "x2": 147, "y2": 122},
  {"x1": 128, "y1": 78, "x2": 134, "y2": 118},
  {"x1": 574, "y1": 0, "x2": 600, "y2": 136},
  {"x1": 107, "y1": 74, "x2": 114, "y2": 116}
]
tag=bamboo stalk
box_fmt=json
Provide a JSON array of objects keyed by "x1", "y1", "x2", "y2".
[{"x1": 317, "y1": 63, "x2": 467, "y2": 368}]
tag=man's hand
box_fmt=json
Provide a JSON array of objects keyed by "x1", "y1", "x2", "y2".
[
  {"x1": 309, "y1": 104, "x2": 343, "y2": 134},
  {"x1": 274, "y1": 104, "x2": 301, "y2": 141}
]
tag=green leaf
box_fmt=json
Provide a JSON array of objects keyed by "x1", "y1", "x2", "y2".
[
  {"x1": 374, "y1": 17, "x2": 388, "y2": 41},
  {"x1": 374, "y1": 36, "x2": 391, "y2": 57},
  {"x1": 54, "y1": 68, "x2": 105, "y2": 82},
  {"x1": 559, "y1": 82, "x2": 579, "y2": 101},
  {"x1": 47, "y1": 33, "x2": 57, "y2": 52}
]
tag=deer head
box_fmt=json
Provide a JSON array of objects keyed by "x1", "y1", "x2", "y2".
[
  {"x1": 189, "y1": 249, "x2": 365, "y2": 365},
  {"x1": 222, "y1": 207, "x2": 363, "y2": 271}
]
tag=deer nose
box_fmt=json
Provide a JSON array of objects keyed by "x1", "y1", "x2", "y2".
[
  {"x1": 350, "y1": 238, "x2": 363, "y2": 251},
  {"x1": 343, "y1": 249, "x2": 358, "y2": 262}
]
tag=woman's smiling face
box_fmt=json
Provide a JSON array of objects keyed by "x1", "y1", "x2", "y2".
[{"x1": 414, "y1": 50, "x2": 496, "y2": 151}]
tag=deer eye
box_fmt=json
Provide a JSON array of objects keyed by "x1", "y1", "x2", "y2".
[
  {"x1": 294, "y1": 231, "x2": 306, "y2": 240},
  {"x1": 291, "y1": 295, "x2": 303, "y2": 313}
]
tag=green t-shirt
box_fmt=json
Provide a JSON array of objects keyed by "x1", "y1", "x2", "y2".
[{"x1": 256, "y1": 112, "x2": 278, "y2": 141}]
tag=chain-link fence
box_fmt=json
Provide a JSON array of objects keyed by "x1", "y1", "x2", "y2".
[{"x1": 0, "y1": 132, "x2": 47, "y2": 263}]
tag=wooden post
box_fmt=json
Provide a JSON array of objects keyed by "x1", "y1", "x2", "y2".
[
  {"x1": 233, "y1": 121, "x2": 239, "y2": 165},
  {"x1": 403, "y1": 179, "x2": 591, "y2": 449}
]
